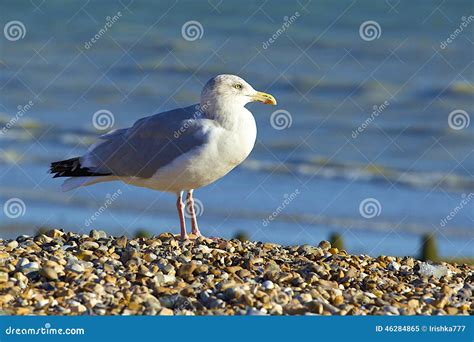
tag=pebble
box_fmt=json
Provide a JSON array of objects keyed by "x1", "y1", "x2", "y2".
[
  {"x1": 69, "y1": 301, "x2": 87, "y2": 314},
  {"x1": 0, "y1": 229, "x2": 470, "y2": 316},
  {"x1": 270, "y1": 304, "x2": 283, "y2": 315},
  {"x1": 318, "y1": 241, "x2": 331, "y2": 250},
  {"x1": 40, "y1": 267, "x2": 59, "y2": 281},
  {"x1": 262, "y1": 280, "x2": 275, "y2": 290},
  {"x1": 66, "y1": 262, "x2": 85, "y2": 274},
  {"x1": 90, "y1": 230, "x2": 107, "y2": 239},
  {"x1": 388, "y1": 262, "x2": 401, "y2": 271},
  {"x1": 246, "y1": 308, "x2": 267, "y2": 315},
  {"x1": 332, "y1": 295, "x2": 344, "y2": 306},
  {"x1": 307, "y1": 300, "x2": 324, "y2": 314},
  {"x1": 19, "y1": 262, "x2": 40, "y2": 274},
  {"x1": 177, "y1": 262, "x2": 197, "y2": 280},
  {"x1": 158, "y1": 308, "x2": 174, "y2": 315},
  {"x1": 138, "y1": 265, "x2": 154, "y2": 277},
  {"x1": 81, "y1": 241, "x2": 100, "y2": 250},
  {"x1": 0, "y1": 272, "x2": 9, "y2": 282},
  {"x1": 7, "y1": 240, "x2": 19, "y2": 249},
  {"x1": 446, "y1": 307, "x2": 458, "y2": 315},
  {"x1": 36, "y1": 299, "x2": 49, "y2": 308},
  {"x1": 116, "y1": 236, "x2": 128, "y2": 248},
  {"x1": 407, "y1": 299, "x2": 419, "y2": 309},
  {"x1": 383, "y1": 306, "x2": 400, "y2": 315},
  {"x1": 161, "y1": 264, "x2": 175, "y2": 275},
  {"x1": 418, "y1": 262, "x2": 449, "y2": 279},
  {"x1": 45, "y1": 229, "x2": 63, "y2": 238}
]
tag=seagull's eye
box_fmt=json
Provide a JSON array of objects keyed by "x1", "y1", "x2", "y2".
[{"x1": 234, "y1": 83, "x2": 243, "y2": 90}]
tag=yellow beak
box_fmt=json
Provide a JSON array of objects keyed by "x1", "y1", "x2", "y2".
[{"x1": 252, "y1": 91, "x2": 277, "y2": 105}]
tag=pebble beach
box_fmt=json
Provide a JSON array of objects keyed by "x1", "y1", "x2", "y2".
[{"x1": 0, "y1": 230, "x2": 472, "y2": 316}]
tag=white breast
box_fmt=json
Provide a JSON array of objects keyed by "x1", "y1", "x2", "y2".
[{"x1": 124, "y1": 109, "x2": 257, "y2": 193}]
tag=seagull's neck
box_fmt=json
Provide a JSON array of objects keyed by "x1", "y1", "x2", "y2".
[{"x1": 200, "y1": 98, "x2": 249, "y2": 130}]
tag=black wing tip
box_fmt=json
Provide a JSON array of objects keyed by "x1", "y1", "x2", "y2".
[{"x1": 50, "y1": 157, "x2": 112, "y2": 178}]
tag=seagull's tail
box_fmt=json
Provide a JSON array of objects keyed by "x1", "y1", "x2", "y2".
[
  {"x1": 60, "y1": 177, "x2": 93, "y2": 192},
  {"x1": 50, "y1": 157, "x2": 114, "y2": 192},
  {"x1": 61, "y1": 176, "x2": 117, "y2": 192}
]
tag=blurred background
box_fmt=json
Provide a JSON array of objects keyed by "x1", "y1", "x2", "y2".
[{"x1": 1, "y1": 0, "x2": 473, "y2": 260}]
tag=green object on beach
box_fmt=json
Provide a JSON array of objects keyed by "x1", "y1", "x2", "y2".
[
  {"x1": 35, "y1": 226, "x2": 52, "y2": 236},
  {"x1": 134, "y1": 229, "x2": 152, "y2": 239},
  {"x1": 329, "y1": 233, "x2": 345, "y2": 251},
  {"x1": 420, "y1": 233, "x2": 438, "y2": 261},
  {"x1": 234, "y1": 231, "x2": 249, "y2": 242}
]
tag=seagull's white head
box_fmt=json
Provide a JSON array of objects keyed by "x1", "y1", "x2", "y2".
[{"x1": 200, "y1": 74, "x2": 276, "y2": 113}]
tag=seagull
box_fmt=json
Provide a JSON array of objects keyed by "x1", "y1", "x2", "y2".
[{"x1": 50, "y1": 75, "x2": 277, "y2": 239}]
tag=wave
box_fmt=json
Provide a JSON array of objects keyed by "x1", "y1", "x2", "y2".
[
  {"x1": 1, "y1": 115, "x2": 472, "y2": 194},
  {"x1": 243, "y1": 158, "x2": 474, "y2": 192}
]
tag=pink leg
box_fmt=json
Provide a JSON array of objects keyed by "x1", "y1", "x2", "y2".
[
  {"x1": 176, "y1": 191, "x2": 187, "y2": 239},
  {"x1": 186, "y1": 190, "x2": 202, "y2": 237}
]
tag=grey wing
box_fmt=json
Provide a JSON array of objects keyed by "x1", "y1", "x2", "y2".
[{"x1": 83, "y1": 105, "x2": 211, "y2": 178}]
